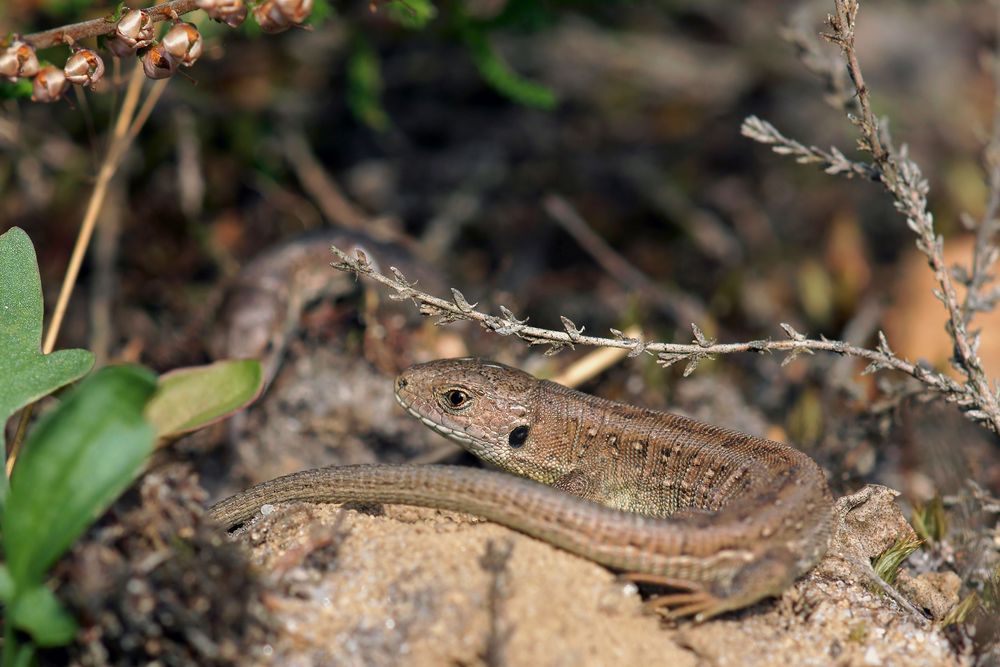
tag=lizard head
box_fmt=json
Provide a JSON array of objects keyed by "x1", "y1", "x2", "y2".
[{"x1": 395, "y1": 358, "x2": 556, "y2": 481}]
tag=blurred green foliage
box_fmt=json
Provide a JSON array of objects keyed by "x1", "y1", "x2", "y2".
[
  {"x1": 458, "y1": 16, "x2": 557, "y2": 110},
  {"x1": 347, "y1": 35, "x2": 390, "y2": 131},
  {"x1": 911, "y1": 496, "x2": 948, "y2": 543},
  {"x1": 41, "y1": 0, "x2": 106, "y2": 16},
  {"x1": 306, "y1": 0, "x2": 335, "y2": 26},
  {"x1": 385, "y1": 0, "x2": 437, "y2": 29},
  {"x1": 0, "y1": 79, "x2": 32, "y2": 100}
]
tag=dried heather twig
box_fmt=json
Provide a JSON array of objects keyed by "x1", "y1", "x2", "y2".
[
  {"x1": 743, "y1": 0, "x2": 1000, "y2": 434},
  {"x1": 21, "y1": 0, "x2": 198, "y2": 50},
  {"x1": 11, "y1": 0, "x2": 308, "y2": 95},
  {"x1": 329, "y1": 243, "x2": 1000, "y2": 433}
]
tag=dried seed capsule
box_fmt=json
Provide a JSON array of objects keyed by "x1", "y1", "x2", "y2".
[
  {"x1": 253, "y1": 0, "x2": 292, "y2": 33},
  {"x1": 161, "y1": 22, "x2": 203, "y2": 67},
  {"x1": 116, "y1": 9, "x2": 155, "y2": 50},
  {"x1": 0, "y1": 39, "x2": 40, "y2": 81},
  {"x1": 64, "y1": 48, "x2": 105, "y2": 87},
  {"x1": 141, "y1": 43, "x2": 178, "y2": 79},
  {"x1": 32, "y1": 66, "x2": 69, "y2": 102},
  {"x1": 274, "y1": 0, "x2": 313, "y2": 24},
  {"x1": 0, "y1": 53, "x2": 15, "y2": 80},
  {"x1": 221, "y1": 3, "x2": 248, "y2": 28},
  {"x1": 105, "y1": 34, "x2": 137, "y2": 59},
  {"x1": 197, "y1": 0, "x2": 248, "y2": 28}
]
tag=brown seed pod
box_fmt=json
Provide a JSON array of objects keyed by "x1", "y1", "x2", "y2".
[
  {"x1": 253, "y1": 0, "x2": 292, "y2": 33},
  {"x1": 141, "y1": 43, "x2": 178, "y2": 80},
  {"x1": 64, "y1": 48, "x2": 105, "y2": 87},
  {"x1": 196, "y1": 0, "x2": 248, "y2": 28},
  {"x1": 116, "y1": 9, "x2": 155, "y2": 50},
  {"x1": 105, "y1": 34, "x2": 138, "y2": 59},
  {"x1": 31, "y1": 66, "x2": 69, "y2": 102},
  {"x1": 161, "y1": 22, "x2": 203, "y2": 67},
  {"x1": 0, "y1": 40, "x2": 40, "y2": 82},
  {"x1": 274, "y1": 0, "x2": 313, "y2": 24}
]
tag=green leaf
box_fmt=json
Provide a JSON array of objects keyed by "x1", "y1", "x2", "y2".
[
  {"x1": 347, "y1": 37, "x2": 391, "y2": 131},
  {"x1": 0, "y1": 227, "x2": 95, "y2": 464},
  {"x1": 0, "y1": 564, "x2": 13, "y2": 603},
  {"x1": 7, "y1": 639, "x2": 35, "y2": 667},
  {"x1": 9, "y1": 584, "x2": 77, "y2": 646},
  {"x1": 145, "y1": 359, "x2": 263, "y2": 440},
  {"x1": 4, "y1": 365, "x2": 156, "y2": 587},
  {"x1": 460, "y1": 21, "x2": 556, "y2": 110},
  {"x1": 385, "y1": 0, "x2": 437, "y2": 29}
]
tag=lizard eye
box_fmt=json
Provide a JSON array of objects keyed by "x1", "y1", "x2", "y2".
[{"x1": 442, "y1": 389, "x2": 470, "y2": 409}]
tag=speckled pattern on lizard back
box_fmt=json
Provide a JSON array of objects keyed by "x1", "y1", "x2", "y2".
[{"x1": 210, "y1": 358, "x2": 834, "y2": 620}]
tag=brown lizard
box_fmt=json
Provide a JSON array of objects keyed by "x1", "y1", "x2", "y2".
[{"x1": 210, "y1": 357, "x2": 834, "y2": 620}]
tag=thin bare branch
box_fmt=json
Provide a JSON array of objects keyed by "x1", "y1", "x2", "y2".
[
  {"x1": 329, "y1": 243, "x2": 999, "y2": 432},
  {"x1": 821, "y1": 0, "x2": 888, "y2": 163},
  {"x1": 21, "y1": 0, "x2": 198, "y2": 50}
]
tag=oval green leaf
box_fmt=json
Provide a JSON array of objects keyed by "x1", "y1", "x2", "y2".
[
  {"x1": 9, "y1": 584, "x2": 77, "y2": 647},
  {"x1": 4, "y1": 365, "x2": 157, "y2": 586},
  {"x1": 0, "y1": 227, "x2": 94, "y2": 461},
  {"x1": 144, "y1": 359, "x2": 264, "y2": 440}
]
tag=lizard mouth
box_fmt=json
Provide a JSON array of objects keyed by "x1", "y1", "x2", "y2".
[{"x1": 394, "y1": 389, "x2": 488, "y2": 452}]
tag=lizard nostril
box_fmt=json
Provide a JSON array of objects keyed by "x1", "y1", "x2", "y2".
[{"x1": 396, "y1": 377, "x2": 408, "y2": 391}]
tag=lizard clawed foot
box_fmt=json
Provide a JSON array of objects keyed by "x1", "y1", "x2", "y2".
[{"x1": 621, "y1": 573, "x2": 727, "y2": 622}]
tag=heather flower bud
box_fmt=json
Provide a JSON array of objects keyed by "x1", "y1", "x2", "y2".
[
  {"x1": 32, "y1": 66, "x2": 69, "y2": 102},
  {"x1": 64, "y1": 48, "x2": 105, "y2": 87},
  {"x1": 141, "y1": 43, "x2": 178, "y2": 79},
  {"x1": 197, "y1": 0, "x2": 248, "y2": 28},
  {"x1": 116, "y1": 9, "x2": 155, "y2": 50},
  {"x1": 253, "y1": 0, "x2": 292, "y2": 33},
  {"x1": 274, "y1": 0, "x2": 313, "y2": 24},
  {"x1": 161, "y1": 22, "x2": 203, "y2": 67},
  {"x1": 0, "y1": 40, "x2": 40, "y2": 81}
]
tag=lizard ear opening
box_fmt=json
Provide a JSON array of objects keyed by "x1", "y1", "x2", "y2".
[{"x1": 508, "y1": 425, "x2": 529, "y2": 448}]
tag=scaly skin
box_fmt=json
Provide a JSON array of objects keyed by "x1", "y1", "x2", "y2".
[{"x1": 210, "y1": 358, "x2": 834, "y2": 619}]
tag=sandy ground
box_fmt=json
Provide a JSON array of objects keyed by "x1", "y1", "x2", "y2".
[{"x1": 227, "y1": 485, "x2": 964, "y2": 667}]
